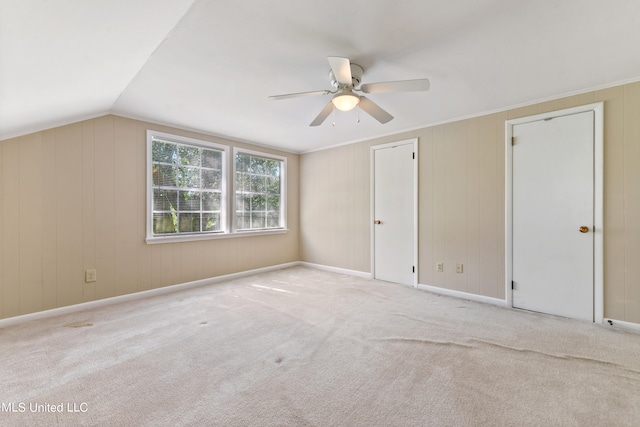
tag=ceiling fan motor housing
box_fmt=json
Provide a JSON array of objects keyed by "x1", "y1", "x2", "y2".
[{"x1": 330, "y1": 63, "x2": 364, "y2": 89}]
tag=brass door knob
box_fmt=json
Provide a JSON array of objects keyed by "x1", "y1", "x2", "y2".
[
  {"x1": 579, "y1": 226, "x2": 589, "y2": 233},
  {"x1": 374, "y1": 220, "x2": 381, "y2": 225}
]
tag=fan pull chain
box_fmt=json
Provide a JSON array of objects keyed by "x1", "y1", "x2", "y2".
[
  {"x1": 357, "y1": 105, "x2": 361, "y2": 124},
  {"x1": 332, "y1": 107, "x2": 336, "y2": 127}
]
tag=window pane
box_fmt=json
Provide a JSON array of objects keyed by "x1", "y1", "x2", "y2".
[
  {"x1": 153, "y1": 164, "x2": 177, "y2": 187},
  {"x1": 250, "y1": 175, "x2": 266, "y2": 192},
  {"x1": 179, "y1": 190, "x2": 200, "y2": 211},
  {"x1": 202, "y1": 149, "x2": 222, "y2": 169},
  {"x1": 266, "y1": 195, "x2": 280, "y2": 211},
  {"x1": 250, "y1": 157, "x2": 265, "y2": 174},
  {"x1": 177, "y1": 166, "x2": 200, "y2": 189},
  {"x1": 202, "y1": 169, "x2": 221, "y2": 190},
  {"x1": 235, "y1": 194, "x2": 250, "y2": 212},
  {"x1": 150, "y1": 135, "x2": 225, "y2": 237},
  {"x1": 267, "y1": 177, "x2": 280, "y2": 194},
  {"x1": 236, "y1": 173, "x2": 250, "y2": 192},
  {"x1": 265, "y1": 159, "x2": 280, "y2": 177},
  {"x1": 153, "y1": 189, "x2": 178, "y2": 212},
  {"x1": 153, "y1": 212, "x2": 177, "y2": 234},
  {"x1": 236, "y1": 213, "x2": 250, "y2": 229},
  {"x1": 234, "y1": 151, "x2": 284, "y2": 231},
  {"x1": 236, "y1": 153, "x2": 250, "y2": 172},
  {"x1": 203, "y1": 192, "x2": 221, "y2": 211},
  {"x1": 251, "y1": 212, "x2": 265, "y2": 229},
  {"x1": 178, "y1": 145, "x2": 201, "y2": 166},
  {"x1": 152, "y1": 141, "x2": 177, "y2": 164},
  {"x1": 251, "y1": 194, "x2": 265, "y2": 210},
  {"x1": 267, "y1": 212, "x2": 280, "y2": 228},
  {"x1": 179, "y1": 213, "x2": 200, "y2": 232},
  {"x1": 202, "y1": 213, "x2": 220, "y2": 232}
]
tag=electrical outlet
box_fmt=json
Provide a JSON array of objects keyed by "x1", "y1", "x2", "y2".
[
  {"x1": 436, "y1": 262, "x2": 444, "y2": 273},
  {"x1": 456, "y1": 263, "x2": 463, "y2": 274},
  {"x1": 85, "y1": 269, "x2": 97, "y2": 283}
]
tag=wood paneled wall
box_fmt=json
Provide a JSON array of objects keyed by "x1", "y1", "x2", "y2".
[
  {"x1": 0, "y1": 115, "x2": 299, "y2": 320},
  {"x1": 300, "y1": 81, "x2": 640, "y2": 323}
]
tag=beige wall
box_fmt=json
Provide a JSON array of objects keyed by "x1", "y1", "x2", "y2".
[
  {"x1": 0, "y1": 115, "x2": 300, "y2": 320},
  {"x1": 3, "y1": 82, "x2": 639, "y2": 324},
  {"x1": 300, "y1": 81, "x2": 640, "y2": 323}
]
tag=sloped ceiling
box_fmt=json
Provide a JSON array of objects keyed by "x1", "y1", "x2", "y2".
[{"x1": 2, "y1": 0, "x2": 640, "y2": 153}]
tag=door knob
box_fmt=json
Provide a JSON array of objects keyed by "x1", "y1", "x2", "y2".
[
  {"x1": 374, "y1": 220, "x2": 381, "y2": 225},
  {"x1": 579, "y1": 226, "x2": 589, "y2": 233}
]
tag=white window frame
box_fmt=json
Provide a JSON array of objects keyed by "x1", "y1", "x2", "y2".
[
  {"x1": 146, "y1": 131, "x2": 288, "y2": 244},
  {"x1": 232, "y1": 147, "x2": 287, "y2": 233},
  {"x1": 146, "y1": 130, "x2": 229, "y2": 244}
]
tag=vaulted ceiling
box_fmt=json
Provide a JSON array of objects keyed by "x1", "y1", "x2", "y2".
[{"x1": 2, "y1": 0, "x2": 640, "y2": 153}]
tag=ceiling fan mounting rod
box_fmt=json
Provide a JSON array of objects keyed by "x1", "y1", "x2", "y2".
[{"x1": 329, "y1": 63, "x2": 364, "y2": 89}]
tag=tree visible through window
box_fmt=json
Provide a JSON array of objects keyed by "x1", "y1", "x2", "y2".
[
  {"x1": 151, "y1": 136, "x2": 225, "y2": 235},
  {"x1": 235, "y1": 152, "x2": 284, "y2": 230}
]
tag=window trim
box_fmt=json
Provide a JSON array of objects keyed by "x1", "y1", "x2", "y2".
[
  {"x1": 232, "y1": 147, "x2": 287, "y2": 233},
  {"x1": 145, "y1": 130, "x2": 288, "y2": 244},
  {"x1": 146, "y1": 130, "x2": 230, "y2": 243}
]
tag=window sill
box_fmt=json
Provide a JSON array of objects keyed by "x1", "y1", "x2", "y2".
[{"x1": 145, "y1": 228, "x2": 289, "y2": 245}]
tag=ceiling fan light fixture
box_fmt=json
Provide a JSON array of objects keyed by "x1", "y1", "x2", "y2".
[{"x1": 331, "y1": 92, "x2": 360, "y2": 112}]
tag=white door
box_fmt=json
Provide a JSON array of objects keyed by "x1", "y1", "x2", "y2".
[
  {"x1": 512, "y1": 111, "x2": 594, "y2": 321},
  {"x1": 372, "y1": 141, "x2": 416, "y2": 285}
]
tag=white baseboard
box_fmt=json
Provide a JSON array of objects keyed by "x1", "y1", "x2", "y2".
[
  {"x1": 417, "y1": 283, "x2": 508, "y2": 307},
  {"x1": 603, "y1": 318, "x2": 640, "y2": 333},
  {"x1": 0, "y1": 262, "x2": 300, "y2": 328},
  {"x1": 298, "y1": 262, "x2": 372, "y2": 279}
]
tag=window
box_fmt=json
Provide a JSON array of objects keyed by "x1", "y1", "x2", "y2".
[
  {"x1": 146, "y1": 131, "x2": 286, "y2": 243},
  {"x1": 148, "y1": 131, "x2": 227, "y2": 240},
  {"x1": 234, "y1": 149, "x2": 286, "y2": 231}
]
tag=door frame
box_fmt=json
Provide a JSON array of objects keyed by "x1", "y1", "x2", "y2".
[
  {"x1": 370, "y1": 138, "x2": 419, "y2": 286},
  {"x1": 505, "y1": 102, "x2": 604, "y2": 323}
]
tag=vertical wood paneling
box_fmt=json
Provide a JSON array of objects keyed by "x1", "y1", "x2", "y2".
[
  {"x1": 19, "y1": 133, "x2": 43, "y2": 314},
  {"x1": 136, "y1": 123, "x2": 152, "y2": 291},
  {"x1": 0, "y1": 115, "x2": 299, "y2": 320},
  {"x1": 2, "y1": 139, "x2": 21, "y2": 318},
  {"x1": 81, "y1": 120, "x2": 96, "y2": 302},
  {"x1": 431, "y1": 125, "x2": 446, "y2": 288},
  {"x1": 466, "y1": 118, "x2": 481, "y2": 295},
  {"x1": 4, "y1": 80, "x2": 640, "y2": 321},
  {"x1": 495, "y1": 111, "x2": 508, "y2": 299},
  {"x1": 418, "y1": 127, "x2": 433, "y2": 286},
  {"x1": 554, "y1": 92, "x2": 595, "y2": 111},
  {"x1": 55, "y1": 124, "x2": 84, "y2": 308},
  {"x1": 623, "y1": 82, "x2": 640, "y2": 323},
  {"x1": 94, "y1": 116, "x2": 116, "y2": 300},
  {"x1": 444, "y1": 122, "x2": 467, "y2": 292},
  {"x1": 507, "y1": 104, "x2": 538, "y2": 120},
  {"x1": 113, "y1": 118, "x2": 138, "y2": 296},
  {"x1": 41, "y1": 130, "x2": 57, "y2": 310},
  {"x1": 473, "y1": 115, "x2": 499, "y2": 297},
  {"x1": 596, "y1": 86, "x2": 625, "y2": 319}
]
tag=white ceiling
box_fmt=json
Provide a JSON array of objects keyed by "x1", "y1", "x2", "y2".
[{"x1": 2, "y1": 0, "x2": 640, "y2": 153}]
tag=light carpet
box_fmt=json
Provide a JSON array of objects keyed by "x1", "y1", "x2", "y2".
[{"x1": 1, "y1": 266, "x2": 639, "y2": 426}]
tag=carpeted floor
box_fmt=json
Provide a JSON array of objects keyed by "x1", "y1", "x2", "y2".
[{"x1": 1, "y1": 266, "x2": 639, "y2": 426}]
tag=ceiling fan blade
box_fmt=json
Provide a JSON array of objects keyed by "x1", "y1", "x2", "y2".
[
  {"x1": 360, "y1": 79, "x2": 430, "y2": 93},
  {"x1": 309, "y1": 101, "x2": 335, "y2": 126},
  {"x1": 327, "y1": 56, "x2": 352, "y2": 85},
  {"x1": 358, "y1": 96, "x2": 394, "y2": 124},
  {"x1": 269, "y1": 90, "x2": 331, "y2": 100}
]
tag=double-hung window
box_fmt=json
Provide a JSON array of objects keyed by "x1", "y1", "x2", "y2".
[
  {"x1": 146, "y1": 131, "x2": 286, "y2": 243},
  {"x1": 234, "y1": 149, "x2": 286, "y2": 231},
  {"x1": 148, "y1": 131, "x2": 227, "y2": 240}
]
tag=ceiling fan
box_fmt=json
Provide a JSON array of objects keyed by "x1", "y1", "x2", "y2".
[{"x1": 269, "y1": 56, "x2": 430, "y2": 126}]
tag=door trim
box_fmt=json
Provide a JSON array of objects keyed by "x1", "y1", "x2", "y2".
[
  {"x1": 370, "y1": 138, "x2": 419, "y2": 286},
  {"x1": 505, "y1": 102, "x2": 603, "y2": 323}
]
